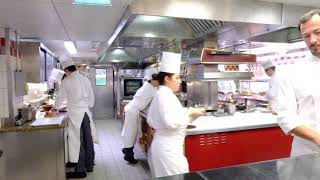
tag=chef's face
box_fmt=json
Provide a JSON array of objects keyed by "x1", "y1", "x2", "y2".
[
  {"x1": 165, "y1": 74, "x2": 181, "y2": 92},
  {"x1": 265, "y1": 68, "x2": 274, "y2": 77},
  {"x1": 300, "y1": 14, "x2": 320, "y2": 58}
]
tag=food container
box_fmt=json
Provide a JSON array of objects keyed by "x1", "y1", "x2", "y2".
[
  {"x1": 42, "y1": 104, "x2": 53, "y2": 111},
  {"x1": 225, "y1": 103, "x2": 236, "y2": 115},
  {"x1": 18, "y1": 107, "x2": 36, "y2": 121}
]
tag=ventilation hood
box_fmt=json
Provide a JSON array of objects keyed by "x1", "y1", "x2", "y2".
[{"x1": 98, "y1": 0, "x2": 315, "y2": 65}]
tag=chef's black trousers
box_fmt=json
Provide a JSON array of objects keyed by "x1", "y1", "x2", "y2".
[{"x1": 75, "y1": 113, "x2": 95, "y2": 173}]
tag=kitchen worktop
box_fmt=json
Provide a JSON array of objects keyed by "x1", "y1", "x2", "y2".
[
  {"x1": 148, "y1": 152, "x2": 320, "y2": 180},
  {"x1": 0, "y1": 113, "x2": 67, "y2": 133},
  {"x1": 140, "y1": 109, "x2": 278, "y2": 135},
  {"x1": 188, "y1": 110, "x2": 278, "y2": 135}
]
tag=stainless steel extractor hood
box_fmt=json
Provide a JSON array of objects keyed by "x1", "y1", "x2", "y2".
[{"x1": 97, "y1": 0, "x2": 315, "y2": 66}]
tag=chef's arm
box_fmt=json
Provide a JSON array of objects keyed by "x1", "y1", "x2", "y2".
[
  {"x1": 290, "y1": 126, "x2": 320, "y2": 145},
  {"x1": 187, "y1": 107, "x2": 205, "y2": 121},
  {"x1": 53, "y1": 80, "x2": 67, "y2": 110}
]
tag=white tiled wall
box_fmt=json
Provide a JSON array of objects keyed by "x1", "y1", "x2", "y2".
[
  {"x1": 0, "y1": 28, "x2": 23, "y2": 123},
  {"x1": 0, "y1": 54, "x2": 8, "y2": 119}
]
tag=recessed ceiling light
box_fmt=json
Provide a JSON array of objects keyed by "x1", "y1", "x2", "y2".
[
  {"x1": 64, "y1": 41, "x2": 77, "y2": 55},
  {"x1": 73, "y1": 0, "x2": 112, "y2": 6},
  {"x1": 145, "y1": 33, "x2": 156, "y2": 37}
]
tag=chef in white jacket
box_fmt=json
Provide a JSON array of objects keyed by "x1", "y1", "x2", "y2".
[
  {"x1": 52, "y1": 55, "x2": 97, "y2": 179},
  {"x1": 261, "y1": 60, "x2": 279, "y2": 114},
  {"x1": 121, "y1": 73, "x2": 159, "y2": 164},
  {"x1": 217, "y1": 66, "x2": 236, "y2": 101},
  {"x1": 147, "y1": 52, "x2": 205, "y2": 178},
  {"x1": 276, "y1": 10, "x2": 320, "y2": 180}
]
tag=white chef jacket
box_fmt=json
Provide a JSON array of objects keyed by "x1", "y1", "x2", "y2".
[
  {"x1": 218, "y1": 80, "x2": 236, "y2": 101},
  {"x1": 124, "y1": 82, "x2": 157, "y2": 112},
  {"x1": 147, "y1": 85, "x2": 190, "y2": 178},
  {"x1": 121, "y1": 82, "x2": 157, "y2": 148},
  {"x1": 277, "y1": 55, "x2": 320, "y2": 156},
  {"x1": 54, "y1": 71, "x2": 97, "y2": 162}
]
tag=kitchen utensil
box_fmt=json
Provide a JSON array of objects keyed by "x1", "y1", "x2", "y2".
[
  {"x1": 42, "y1": 104, "x2": 53, "y2": 111},
  {"x1": 225, "y1": 103, "x2": 236, "y2": 115},
  {"x1": 187, "y1": 124, "x2": 196, "y2": 129},
  {"x1": 205, "y1": 109, "x2": 217, "y2": 112},
  {"x1": 18, "y1": 107, "x2": 35, "y2": 122},
  {"x1": 46, "y1": 111, "x2": 57, "y2": 117}
]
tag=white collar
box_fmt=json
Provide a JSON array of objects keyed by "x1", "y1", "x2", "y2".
[{"x1": 310, "y1": 55, "x2": 320, "y2": 63}]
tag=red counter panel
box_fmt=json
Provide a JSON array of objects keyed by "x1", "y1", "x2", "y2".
[{"x1": 185, "y1": 127, "x2": 293, "y2": 171}]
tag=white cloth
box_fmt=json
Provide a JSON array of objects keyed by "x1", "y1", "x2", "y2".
[
  {"x1": 147, "y1": 86, "x2": 190, "y2": 178},
  {"x1": 159, "y1": 52, "x2": 181, "y2": 73},
  {"x1": 277, "y1": 56, "x2": 320, "y2": 157},
  {"x1": 121, "y1": 82, "x2": 157, "y2": 147},
  {"x1": 53, "y1": 71, "x2": 97, "y2": 163},
  {"x1": 218, "y1": 80, "x2": 236, "y2": 101},
  {"x1": 268, "y1": 71, "x2": 280, "y2": 112}
]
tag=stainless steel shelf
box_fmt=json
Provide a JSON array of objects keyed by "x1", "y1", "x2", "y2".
[{"x1": 187, "y1": 72, "x2": 254, "y2": 81}]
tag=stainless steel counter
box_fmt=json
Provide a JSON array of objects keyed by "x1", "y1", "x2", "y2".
[
  {"x1": 0, "y1": 114, "x2": 67, "y2": 180},
  {"x1": 148, "y1": 153, "x2": 320, "y2": 180}
]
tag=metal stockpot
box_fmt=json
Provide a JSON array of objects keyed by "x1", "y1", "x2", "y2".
[
  {"x1": 18, "y1": 107, "x2": 35, "y2": 122},
  {"x1": 225, "y1": 103, "x2": 236, "y2": 115}
]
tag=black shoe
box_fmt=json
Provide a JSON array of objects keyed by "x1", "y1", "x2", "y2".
[
  {"x1": 124, "y1": 156, "x2": 138, "y2": 164},
  {"x1": 66, "y1": 172, "x2": 87, "y2": 179},
  {"x1": 122, "y1": 147, "x2": 134, "y2": 156},
  {"x1": 66, "y1": 162, "x2": 78, "y2": 168}
]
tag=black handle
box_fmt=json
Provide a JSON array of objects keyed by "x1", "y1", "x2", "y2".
[
  {"x1": 206, "y1": 109, "x2": 217, "y2": 112},
  {"x1": 209, "y1": 50, "x2": 233, "y2": 55},
  {"x1": 0, "y1": 149, "x2": 3, "y2": 158}
]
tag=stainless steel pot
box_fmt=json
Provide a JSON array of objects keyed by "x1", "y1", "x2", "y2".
[
  {"x1": 225, "y1": 103, "x2": 236, "y2": 115},
  {"x1": 18, "y1": 107, "x2": 35, "y2": 122}
]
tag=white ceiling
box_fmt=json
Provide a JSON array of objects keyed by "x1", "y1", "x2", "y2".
[{"x1": 0, "y1": 0, "x2": 130, "y2": 62}]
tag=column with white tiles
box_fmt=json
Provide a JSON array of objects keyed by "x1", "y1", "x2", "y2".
[
  {"x1": 0, "y1": 27, "x2": 22, "y2": 127},
  {"x1": 0, "y1": 28, "x2": 7, "y2": 127}
]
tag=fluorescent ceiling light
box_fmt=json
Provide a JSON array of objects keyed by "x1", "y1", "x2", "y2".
[
  {"x1": 142, "y1": 15, "x2": 163, "y2": 22},
  {"x1": 73, "y1": 0, "x2": 112, "y2": 6},
  {"x1": 64, "y1": 41, "x2": 77, "y2": 55},
  {"x1": 145, "y1": 33, "x2": 156, "y2": 37}
]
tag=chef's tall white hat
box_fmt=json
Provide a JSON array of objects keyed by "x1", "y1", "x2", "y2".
[
  {"x1": 60, "y1": 54, "x2": 75, "y2": 69},
  {"x1": 159, "y1": 52, "x2": 181, "y2": 74},
  {"x1": 261, "y1": 60, "x2": 275, "y2": 70}
]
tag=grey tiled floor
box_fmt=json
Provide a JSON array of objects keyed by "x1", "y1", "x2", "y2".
[{"x1": 69, "y1": 119, "x2": 151, "y2": 180}]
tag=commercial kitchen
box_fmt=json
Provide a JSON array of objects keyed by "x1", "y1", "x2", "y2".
[{"x1": 1, "y1": 0, "x2": 320, "y2": 180}]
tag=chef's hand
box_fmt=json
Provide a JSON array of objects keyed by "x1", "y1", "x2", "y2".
[{"x1": 188, "y1": 107, "x2": 206, "y2": 121}]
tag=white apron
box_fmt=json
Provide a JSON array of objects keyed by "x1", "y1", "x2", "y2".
[
  {"x1": 121, "y1": 108, "x2": 140, "y2": 148},
  {"x1": 67, "y1": 108, "x2": 98, "y2": 163},
  {"x1": 148, "y1": 129, "x2": 189, "y2": 178},
  {"x1": 121, "y1": 82, "x2": 157, "y2": 148}
]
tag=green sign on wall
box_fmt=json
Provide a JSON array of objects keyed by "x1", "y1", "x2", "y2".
[
  {"x1": 95, "y1": 69, "x2": 107, "y2": 86},
  {"x1": 73, "y1": 0, "x2": 112, "y2": 6}
]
